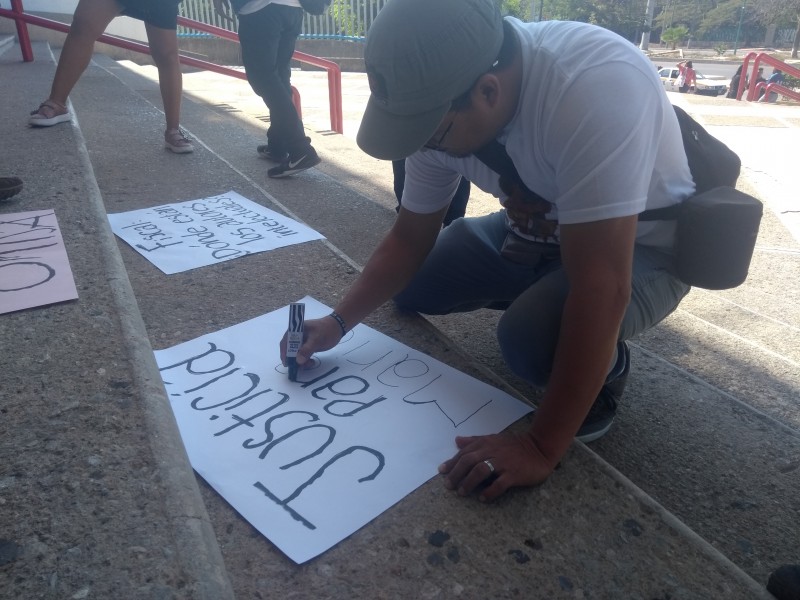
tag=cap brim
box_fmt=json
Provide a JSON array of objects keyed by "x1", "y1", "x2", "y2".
[{"x1": 357, "y1": 95, "x2": 450, "y2": 161}]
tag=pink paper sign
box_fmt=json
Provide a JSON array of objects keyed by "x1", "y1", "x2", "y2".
[{"x1": 0, "y1": 210, "x2": 79, "y2": 315}]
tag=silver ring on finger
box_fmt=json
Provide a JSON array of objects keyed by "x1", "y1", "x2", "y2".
[{"x1": 483, "y1": 459, "x2": 495, "y2": 475}]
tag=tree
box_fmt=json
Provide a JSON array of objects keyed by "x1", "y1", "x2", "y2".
[
  {"x1": 697, "y1": 1, "x2": 748, "y2": 35},
  {"x1": 533, "y1": 0, "x2": 650, "y2": 40},
  {"x1": 328, "y1": 0, "x2": 362, "y2": 37},
  {"x1": 751, "y1": 0, "x2": 800, "y2": 57},
  {"x1": 653, "y1": 0, "x2": 709, "y2": 34},
  {"x1": 498, "y1": 0, "x2": 531, "y2": 20},
  {"x1": 661, "y1": 24, "x2": 690, "y2": 48}
]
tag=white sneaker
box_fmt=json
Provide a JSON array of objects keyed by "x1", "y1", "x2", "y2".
[
  {"x1": 165, "y1": 128, "x2": 194, "y2": 154},
  {"x1": 29, "y1": 100, "x2": 71, "y2": 127}
]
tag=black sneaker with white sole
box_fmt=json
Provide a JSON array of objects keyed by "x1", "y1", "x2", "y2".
[
  {"x1": 256, "y1": 145, "x2": 288, "y2": 162},
  {"x1": 576, "y1": 340, "x2": 630, "y2": 443},
  {"x1": 267, "y1": 150, "x2": 321, "y2": 178}
]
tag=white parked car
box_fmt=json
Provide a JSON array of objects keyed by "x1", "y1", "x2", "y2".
[{"x1": 657, "y1": 67, "x2": 728, "y2": 96}]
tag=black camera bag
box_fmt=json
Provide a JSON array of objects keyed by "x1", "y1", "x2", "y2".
[
  {"x1": 639, "y1": 106, "x2": 762, "y2": 289},
  {"x1": 474, "y1": 105, "x2": 763, "y2": 290}
]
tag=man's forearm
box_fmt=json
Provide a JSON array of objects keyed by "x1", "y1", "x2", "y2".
[
  {"x1": 529, "y1": 215, "x2": 638, "y2": 465},
  {"x1": 528, "y1": 280, "x2": 630, "y2": 466},
  {"x1": 333, "y1": 238, "x2": 422, "y2": 328},
  {"x1": 333, "y1": 208, "x2": 445, "y2": 330}
]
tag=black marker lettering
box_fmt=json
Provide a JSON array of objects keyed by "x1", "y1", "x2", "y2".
[{"x1": 252, "y1": 446, "x2": 385, "y2": 531}]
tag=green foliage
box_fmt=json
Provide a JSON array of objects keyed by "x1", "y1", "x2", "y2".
[
  {"x1": 784, "y1": 74, "x2": 800, "y2": 90},
  {"x1": 534, "y1": 0, "x2": 647, "y2": 40},
  {"x1": 695, "y1": 1, "x2": 748, "y2": 36},
  {"x1": 751, "y1": 0, "x2": 800, "y2": 28},
  {"x1": 329, "y1": 0, "x2": 364, "y2": 37},
  {"x1": 498, "y1": 0, "x2": 530, "y2": 20},
  {"x1": 661, "y1": 25, "x2": 690, "y2": 49},
  {"x1": 714, "y1": 42, "x2": 729, "y2": 55}
]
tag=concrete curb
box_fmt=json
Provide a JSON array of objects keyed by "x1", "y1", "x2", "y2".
[
  {"x1": 584, "y1": 443, "x2": 776, "y2": 599},
  {"x1": 67, "y1": 99, "x2": 236, "y2": 600},
  {"x1": 406, "y1": 307, "x2": 785, "y2": 598}
]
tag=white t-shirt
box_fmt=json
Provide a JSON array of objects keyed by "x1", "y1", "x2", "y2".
[
  {"x1": 401, "y1": 19, "x2": 695, "y2": 250},
  {"x1": 238, "y1": 0, "x2": 301, "y2": 16}
]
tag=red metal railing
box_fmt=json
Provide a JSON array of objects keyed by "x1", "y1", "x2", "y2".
[
  {"x1": 757, "y1": 82, "x2": 800, "y2": 104},
  {"x1": 735, "y1": 52, "x2": 800, "y2": 105},
  {"x1": 0, "y1": 0, "x2": 344, "y2": 133}
]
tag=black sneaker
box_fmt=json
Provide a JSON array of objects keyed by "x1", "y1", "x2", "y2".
[
  {"x1": 267, "y1": 150, "x2": 321, "y2": 178},
  {"x1": 256, "y1": 145, "x2": 288, "y2": 162},
  {"x1": 0, "y1": 177, "x2": 23, "y2": 200},
  {"x1": 576, "y1": 341, "x2": 630, "y2": 443}
]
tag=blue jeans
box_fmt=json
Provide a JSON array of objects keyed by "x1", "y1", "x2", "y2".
[
  {"x1": 394, "y1": 211, "x2": 690, "y2": 386},
  {"x1": 238, "y1": 4, "x2": 310, "y2": 157}
]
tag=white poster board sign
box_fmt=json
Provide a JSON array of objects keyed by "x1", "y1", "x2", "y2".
[
  {"x1": 0, "y1": 210, "x2": 78, "y2": 315},
  {"x1": 108, "y1": 191, "x2": 324, "y2": 274},
  {"x1": 155, "y1": 297, "x2": 532, "y2": 563}
]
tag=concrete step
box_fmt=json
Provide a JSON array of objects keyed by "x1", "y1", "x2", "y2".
[
  {"x1": 0, "y1": 42, "x2": 234, "y2": 599},
  {"x1": 0, "y1": 34, "x2": 15, "y2": 56},
  {"x1": 1, "y1": 43, "x2": 792, "y2": 599},
  {"x1": 106, "y1": 56, "x2": 800, "y2": 591}
]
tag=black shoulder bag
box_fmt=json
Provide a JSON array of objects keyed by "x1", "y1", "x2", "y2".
[{"x1": 473, "y1": 106, "x2": 763, "y2": 290}]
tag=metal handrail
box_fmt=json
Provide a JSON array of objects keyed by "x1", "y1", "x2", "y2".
[
  {"x1": 0, "y1": 0, "x2": 343, "y2": 133},
  {"x1": 757, "y1": 82, "x2": 800, "y2": 104},
  {"x1": 735, "y1": 52, "x2": 800, "y2": 104}
]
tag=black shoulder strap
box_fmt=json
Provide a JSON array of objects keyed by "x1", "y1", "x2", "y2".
[
  {"x1": 472, "y1": 139, "x2": 549, "y2": 205},
  {"x1": 474, "y1": 138, "x2": 680, "y2": 221}
]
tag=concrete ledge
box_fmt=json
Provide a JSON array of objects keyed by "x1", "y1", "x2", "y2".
[
  {"x1": 0, "y1": 42, "x2": 234, "y2": 599},
  {"x1": 75, "y1": 56, "x2": 781, "y2": 597}
]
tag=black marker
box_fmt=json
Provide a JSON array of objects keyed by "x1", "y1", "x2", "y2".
[{"x1": 286, "y1": 302, "x2": 305, "y2": 381}]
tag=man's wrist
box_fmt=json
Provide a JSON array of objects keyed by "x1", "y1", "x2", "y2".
[{"x1": 328, "y1": 311, "x2": 347, "y2": 338}]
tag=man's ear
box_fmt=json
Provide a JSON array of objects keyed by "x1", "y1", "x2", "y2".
[{"x1": 473, "y1": 73, "x2": 501, "y2": 109}]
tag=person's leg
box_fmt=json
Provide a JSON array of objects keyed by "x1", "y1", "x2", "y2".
[
  {"x1": 392, "y1": 159, "x2": 406, "y2": 212},
  {"x1": 238, "y1": 7, "x2": 288, "y2": 154},
  {"x1": 394, "y1": 211, "x2": 556, "y2": 314},
  {"x1": 443, "y1": 177, "x2": 471, "y2": 226},
  {"x1": 265, "y1": 6, "x2": 320, "y2": 176},
  {"x1": 273, "y1": 8, "x2": 309, "y2": 159},
  {"x1": 395, "y1": 163, "x2": 469, "y2": 225},
  {"x1": 29, "y1": 0, "x2": 121, "y2": 125},
  {"x1": 617, "y1": 244, "x2": 690, "y2": 340},
  {"x1": 496, "y1": 243, "x2": 688, "y2": 442},
  {"x1": 145, "y1": 22, "x2": 193, "y2": 153},
  {"x1": 274, "y1": 17, "x2": 297, "y2": 100},
  {"x1": 50, "y1": 0, "x2": 123, "y2": 104},
  {"x1": 495, "y1": 264, "x2": 567, "y2": 387},
  {"x1": 496, "y1": 243, "x2": 689, "y2": 386},
  {"x1": 239, "y1": 5, "x2": 307, "y2": 158},
  {"x1": 144, "y1": 23, "x2": 182, "y2": 131}
]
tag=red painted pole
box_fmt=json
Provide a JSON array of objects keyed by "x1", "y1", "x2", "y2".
[{"x1": 10, "y1": 0, "x2": 33, "y2": 62}]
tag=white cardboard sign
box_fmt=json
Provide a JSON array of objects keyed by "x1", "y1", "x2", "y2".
[
  {"x1": 108, "y1": 191, "x2": 324, "y2": 274},
  {"x1": 0, "y1": 210, "x2": 78, "y2": 315},
  {"x1": 155, "y1": 297, "x2": 532, "y2": 563}
]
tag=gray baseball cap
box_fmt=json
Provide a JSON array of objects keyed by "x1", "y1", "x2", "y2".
[{"x1": 356, "y1": 0, "x2": 504, "y2": 161}]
